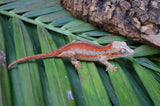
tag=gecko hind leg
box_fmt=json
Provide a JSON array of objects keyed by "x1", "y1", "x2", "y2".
[
  {"x1": 56, "y1": 51, "x2": 81, "y2": 69},
  {"x1": 71, "y1": 56, "x2": 81, "y2": 69}
]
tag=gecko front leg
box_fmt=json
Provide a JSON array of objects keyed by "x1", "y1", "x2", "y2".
[{"x1": 99, "y1": 56, "x2": 117, "y2": 72}]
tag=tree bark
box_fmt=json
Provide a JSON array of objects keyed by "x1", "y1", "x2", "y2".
[{"x1": 59, "y1": 0, "x2": 160, "y2": 48}]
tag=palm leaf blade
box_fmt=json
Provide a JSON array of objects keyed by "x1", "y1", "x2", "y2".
[
  {"x1": 11, "y1": 0, "x2": 58, "y2": 13},
  {"x1": 134, "y1": 45, "x2": 160, "y2": 57},
  {"x1": 0, "y1": 0, "x2": 32, "y2": 10},
  {"x1": 12, "y1": 17, "x2": 45, "y2": 105},
  {"x1": 131, "y1": 58, "x2": 160, "y2": 105},
  {"x1": 0, "y1": 16, "x2": 12, "y2": 106},
  {"x1": 136, "y1": 58, "x2": 160, "y2": 72},
  {"x1": 109, "y1": 61, "x2": 141, "y2": 106},
  {"x1": 0, "y1": 0, "x2": 15, "y2": 4},
  {"x1": 37, "y1": 25, "x2": 75, "y2": 105},
  {"x1": 35, "y1": 10, "x2": 71, "y2": 22},
  {"x1": 77, "y1": 62, "x2": 111, "y2": 105},
  {"x1": 23, "y1": 5, "x2": 63, "y2": 17}
]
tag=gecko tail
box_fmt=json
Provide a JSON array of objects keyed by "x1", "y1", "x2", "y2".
[{"x1": 8, "y1": 52, "x2": 57, "y2": 69}]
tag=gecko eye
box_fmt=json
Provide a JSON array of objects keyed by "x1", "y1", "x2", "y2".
[{"x1": 120, "y1": 48, "x2": 126, "y2": 54}]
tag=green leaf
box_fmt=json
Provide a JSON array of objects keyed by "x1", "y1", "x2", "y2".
[
  {"x1": 116, "y1": 58, "x2": 153, "y2": 105},
  {"x1": 94, "y1": 35, "x2": 127, "y2": 44},
  {"x1": 131, "y1": 58, "x2": 160, "y2": 105},
  {"x1": 23, "y1": 5, "x2": 63, "y2": 18},
  {"x1": 35, "y1": 10, "x2": 71, "y2": 23},
  {"x1": 77, "y1": 62, "x2": 111, "y2": 106},
  {"x1": 37, "y1": 25, "x2": 75, "y2": 105},
  {"x1": 0, "y1": 0, "x2": 15, "y2": 5},
  {"x1": 82, "y1": 30, "x2": 112, "y2": 37},
  {"x1": 134, "y1": 45, "x2": 160, "y2": 57},
  {"x1": 1, "y1": 16, "x2": 23, "y2": 106},
  {"x1": 0, "y1": 16, "x2": 12, "y2": 106},
  {"x1": 97, "y1": 65, "x2": 120, "y2": 106},
  {"x1": 109, "y1": 61, "x2": 141, "y2": 106},
  {"x1": 12, "y1": 17, "x2": 45, "y2": 105},
  {"x1": 11, "y1": 0, "x2": 59, "y2": 13},
  {"x1": 0, "y1": 0, "x2": 33, "y2": 10},
  {"x1": 62, "y1": 20, "x2": 97, "y2": 33},
  {"x1": 136, "y1": 58, "x2": 160, "y2": 72}
]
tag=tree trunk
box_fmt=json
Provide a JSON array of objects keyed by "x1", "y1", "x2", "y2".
[{"x1": 59, "y1": 0, "x2": 160, "y2": 48}]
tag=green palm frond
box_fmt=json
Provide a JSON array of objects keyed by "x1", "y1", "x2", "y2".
[{"x1": 0, "y1": 0, "x2": 160, "y2": 106}]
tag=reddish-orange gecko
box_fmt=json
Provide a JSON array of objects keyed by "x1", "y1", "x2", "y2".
[{"x1": 8, "y1": 41, "x2": 134, "y2": 71}]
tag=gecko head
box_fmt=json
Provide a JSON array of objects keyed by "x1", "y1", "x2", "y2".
[{"x1": 109, "y1": 41, "x2": 134, "y2": 59}]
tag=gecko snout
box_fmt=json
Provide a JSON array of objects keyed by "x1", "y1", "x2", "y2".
[{"x1": 128, "y1": 49, "x2": 134, "y2": 56}]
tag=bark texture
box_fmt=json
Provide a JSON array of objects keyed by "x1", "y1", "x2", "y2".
[{"x1": 59, "y1": 0, "x2": 160, "y2": 48}]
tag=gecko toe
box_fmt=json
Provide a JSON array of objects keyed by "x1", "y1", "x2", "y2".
[
  {"x1": 106, "y1": 65, "x2": 117, "y2": 72},
  {"x1": 73, "y1": 61, "x2": 81, "y2": 69},
  {"x1": 75, "y1": 61, "x2": 81, "y2": 68}
]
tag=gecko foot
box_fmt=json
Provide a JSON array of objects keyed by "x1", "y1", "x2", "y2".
[
  {"x1": 71, "y1": 56, "x2": 81, "y2": 70},
  {"x1": 74, "y1": 61, "x2": 81, "y2": 68},
  {"x1": 71, "y1": 59, "x2": 81, "y2": 70},
  {"x1": 106, "y1": 65, "x2": 117, "y2": 72},
  {"x1": 73, "y1": 61, "x2": 81, "y2": 71}
]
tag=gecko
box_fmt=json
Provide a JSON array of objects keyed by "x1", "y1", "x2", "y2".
[{"x1": 8, "y1": 41, "x2": 134, "y2": 72}]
